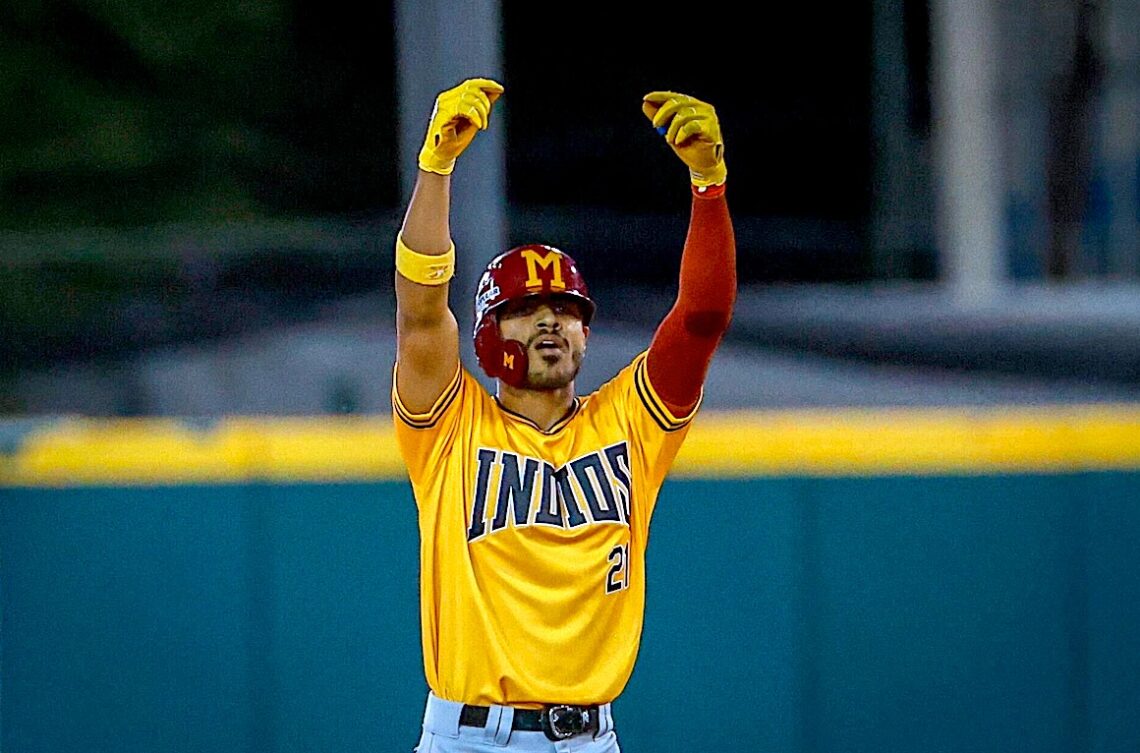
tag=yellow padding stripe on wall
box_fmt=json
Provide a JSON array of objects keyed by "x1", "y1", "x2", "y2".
[
  {"x1": 0, "y1": 417, "x2": 406, "y2": 487},
  {"x1": 672, "y1": 404, "x2": 1140, "y2": 478},
  {"x1": 2, "y1": 405, "x2": 1140, "y2": 487}
]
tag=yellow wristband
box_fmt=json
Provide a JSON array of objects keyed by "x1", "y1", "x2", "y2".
[{"x1": 395, "y1": 234, "x2": 455, "y2": 285}]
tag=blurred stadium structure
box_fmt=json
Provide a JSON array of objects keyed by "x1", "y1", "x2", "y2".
[
  {"x1": 3, "y1": 3, "x2": 1140, "y2": 753},
  {"x1": 0, "y1": 0, "x2": 1138, "y2": 415}
]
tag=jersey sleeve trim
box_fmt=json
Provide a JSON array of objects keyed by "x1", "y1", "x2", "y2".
[
  {"x1": 633, "y1": 351, "x2": 703, "y2": 432},
  {"x1": 392, "y1": 361, "x2": 463, "y2": 429}
]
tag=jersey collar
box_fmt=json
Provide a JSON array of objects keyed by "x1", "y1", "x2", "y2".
[{"x1": 492, "y1": 396, "x2": 581, "y2": 435}]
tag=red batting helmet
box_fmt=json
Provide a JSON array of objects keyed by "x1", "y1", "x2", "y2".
[{"x1": 473, "y1": 244, "x2": 596, "y2": 387}]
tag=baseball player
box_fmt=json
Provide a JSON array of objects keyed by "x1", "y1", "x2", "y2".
[{"x1": 392, "y1": 77, "x2": 736, "y2": 752}]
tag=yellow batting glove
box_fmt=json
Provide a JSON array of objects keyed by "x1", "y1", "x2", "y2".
[
  {"x1": 418, "y1": 77, "x2": 505, "y2": 175},
  {"x1": 642, "y1": 91, "x2": 726, "y2": 187}
]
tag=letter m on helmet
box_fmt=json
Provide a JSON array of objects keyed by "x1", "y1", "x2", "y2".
[{"x1": 521, "y1": 249, "x2": 566, "y2": 291}]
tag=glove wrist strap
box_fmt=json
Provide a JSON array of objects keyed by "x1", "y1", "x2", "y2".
[
  {"x1": 690, "y1": 164, "x2": 727, "y2": 188},
  {"x1": 693, "y1": 182, "x2": 726, "y2": 199},
  {"x1": 418, "y1": 147, "x2": 456, "y2": 176},
  {"x1": 396, "y1": 234, "x2": 455, "y2": 285}
]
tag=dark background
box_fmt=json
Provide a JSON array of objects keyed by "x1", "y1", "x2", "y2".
[
  {"x1": 501, "y1": 6, "x2": 873, "y2": 220},
  {"x1": 1, "y1": 1, "x2": 877, "y2": 242},
  {"x1": 0, "y1": 0, "x2": 917, "y2": 386}
]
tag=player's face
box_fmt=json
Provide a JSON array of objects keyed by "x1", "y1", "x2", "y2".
[{"x1": 497, "y1": 295, "x2": 589, "y2": 390}]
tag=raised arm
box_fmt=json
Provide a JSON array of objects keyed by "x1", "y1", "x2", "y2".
[
  {"x1": 394, "y1": 78, "x2": 503, "y2": 413},
  {"x1": 641, "y1": 91, "x2": 737, "y2": 416}
]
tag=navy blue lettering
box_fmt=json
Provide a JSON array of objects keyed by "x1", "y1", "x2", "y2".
[
  {"x1": 471, "y1": 444, "x2": 633, "y2": 541},
  {"x1": 571, "y1": 454, "x2": 621, "y2": 522},
  {"x1": 556, "y1": 466, "x2": 588, "y2": 528},
  {"x1": 604, "y1": 442, "x2": 632, "y2": 523},
  {"x1": 533, "y1": 462, "x2": 565, "y2": 528},
  {"x1": 467, "y1": 448, "x2": 497, "y2": 541},
  {"x1": 492, "y1": 453, "x2": 539, "y2": 532}
]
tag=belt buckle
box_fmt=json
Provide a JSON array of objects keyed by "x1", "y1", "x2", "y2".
[{"x1": 543, "y1": 705, "x2": 587, "y2": 741}]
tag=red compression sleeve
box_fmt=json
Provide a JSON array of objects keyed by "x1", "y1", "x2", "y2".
[{"x1": 645, "y1": 183, "x2": 737, "y2": 415}]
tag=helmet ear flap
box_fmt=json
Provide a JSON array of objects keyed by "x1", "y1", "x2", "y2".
[
  {"x1": 498, "y1": 339, "x2": 528, "y2": 387},
  {"x1": 474, "y1": 311, "x2": 529, "y2": 387}
]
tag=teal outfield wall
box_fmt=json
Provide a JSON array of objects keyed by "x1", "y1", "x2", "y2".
[{"x1": 3, "y1": 475, "x2": 1139, "y2": 753}]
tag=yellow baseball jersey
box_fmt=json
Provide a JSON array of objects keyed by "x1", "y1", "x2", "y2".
[{"x1": 392, "y1": 351, "x2": 700, "y2": 707}]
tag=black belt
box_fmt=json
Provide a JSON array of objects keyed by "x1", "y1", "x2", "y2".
[{"x1": 460, "y1": 703, "x2": 600, "y2": 741}]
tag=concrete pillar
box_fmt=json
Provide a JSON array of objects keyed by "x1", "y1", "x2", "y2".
[{"x1": 930, "y1": 0, "x2": 1007, "y2": 304}]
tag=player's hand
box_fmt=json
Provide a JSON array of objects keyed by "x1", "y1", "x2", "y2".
[
  {"x1": 642, "y1": 91, "x2": 726, "y2": 187},
  {"x1": 418, "y1": 77, "x2": 505, "y2": 175}
]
